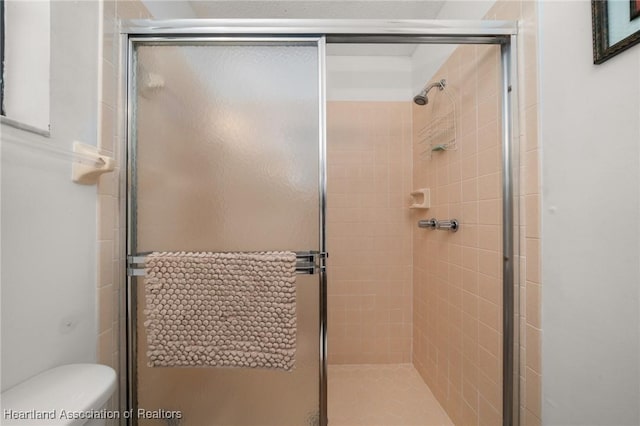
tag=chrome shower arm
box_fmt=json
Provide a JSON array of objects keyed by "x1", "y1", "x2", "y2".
[{"x1": 422, "y1": 79, "x2": 446, "y2": 94}]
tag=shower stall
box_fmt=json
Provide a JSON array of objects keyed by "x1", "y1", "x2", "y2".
[{"x1": 122, "y1": 20, "x2": 520, "y2": 426}]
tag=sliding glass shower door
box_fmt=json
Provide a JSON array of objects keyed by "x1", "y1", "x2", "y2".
[{"x1": 128, "y1": 38, "x2": 324, "y2": 425}]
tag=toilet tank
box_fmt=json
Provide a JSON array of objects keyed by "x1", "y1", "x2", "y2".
[{"x1": 0, "y1": 364, "x2": 117, "y2": 425}]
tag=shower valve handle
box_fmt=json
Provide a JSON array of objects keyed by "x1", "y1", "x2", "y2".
[
  {"x1": 418, "y1": 218, "x2": 438, "y2": 230},
  {"x1": 436, "y1": 219, "x2": 459, "y2": 232}
]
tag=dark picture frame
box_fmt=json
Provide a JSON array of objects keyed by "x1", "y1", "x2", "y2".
[
  {"x1": 631, "y1": 0, "x2": 640, "y2": 20},
  {"x1": 592, "y1": 0, "x2": 640, "y2": 63}
]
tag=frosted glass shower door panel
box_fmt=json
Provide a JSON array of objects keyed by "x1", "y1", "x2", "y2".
[{"x1": 132, "y1": 40, "x2": 322, "y2": 425}]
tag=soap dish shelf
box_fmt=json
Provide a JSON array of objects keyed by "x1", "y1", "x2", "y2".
[{"x1": 409, "y1": 188, "x2": 430, "y2": 209}]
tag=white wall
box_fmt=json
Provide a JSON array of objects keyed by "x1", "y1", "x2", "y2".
[
  {"x1": 327, "y1": 56, "x2": 413, "y2": 101},
  {"x1": 411, "y1": 0, "x2": 495, "y2": 93},
  {"x1": 1, "y1": 1, "x2": 100, "y2": 391},
  {"x1": 327, "y1": 0, "x2": 496, "y2": 102},
  {"x1": 539, "y1": 1, "x2": 640, "y2": 424}
]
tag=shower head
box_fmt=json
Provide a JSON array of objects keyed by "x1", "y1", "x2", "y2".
[
  {"x1": 413, "y1": 79, "x2": 446, "y2": 106},
  {"x1": 413, "y1": 92, "x2": 428, "y2": 106}
]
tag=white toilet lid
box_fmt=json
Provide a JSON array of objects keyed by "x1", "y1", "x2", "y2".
[{"x1": 1, "y1": 364, "x2": 116, "y2": 426}]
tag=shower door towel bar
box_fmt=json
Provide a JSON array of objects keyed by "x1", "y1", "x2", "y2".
[{"x1": 127, "y1": 251, "x2": 327, "y2": 276}]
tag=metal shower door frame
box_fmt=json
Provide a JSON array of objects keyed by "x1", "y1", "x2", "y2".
[
  {"x1": 120, "y1": 19, "x2": 521, "y2": 426},
  {"x1": 123, "y1": 34, "x2": 327, "y2": 426}
]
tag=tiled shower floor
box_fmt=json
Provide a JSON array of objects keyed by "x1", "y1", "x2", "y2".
[{"x1": 328, "y1": 364, "x2": 453, "y2": 426}]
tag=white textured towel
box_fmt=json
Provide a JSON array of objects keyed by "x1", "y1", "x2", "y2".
[{"x1": 144, "y1": 251, "x2": 297, "y2": 370}]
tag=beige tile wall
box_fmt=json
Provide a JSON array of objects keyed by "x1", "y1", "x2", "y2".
[
  {"x1": 515, "y1": 1, "x2": 542, "y2": 425},
  {"x1": 412, "y1": 41, "x2": 504, "y2": 426},
  {"x1": 411, "y1": 1, "x2": 540, "y2": 425},
  {"x1": 98, "y1": 0, "x2": 152, "y2": 419},
  {"x1": 488, "y1": 3, "x2": 542, "y2": 425},
  {"x1": 327, "y1": 102, "x2": 414, "y2": 364}
]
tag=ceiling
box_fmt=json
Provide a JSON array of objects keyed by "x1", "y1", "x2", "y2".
[{"x1": 188, "y1": 1, "x2": 446, "y2": 20}]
